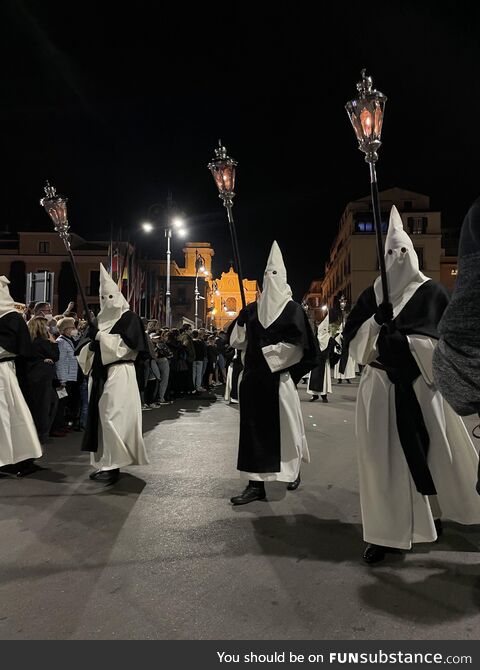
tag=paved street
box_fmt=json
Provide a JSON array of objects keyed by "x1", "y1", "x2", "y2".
[{"x1": 1, "y1": 379, "x2": 480, "y2": 640}]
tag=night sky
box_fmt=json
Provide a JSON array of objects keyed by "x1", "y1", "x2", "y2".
[{"x1": 2, "y1": 1, "x2": 480, "y2": 299}]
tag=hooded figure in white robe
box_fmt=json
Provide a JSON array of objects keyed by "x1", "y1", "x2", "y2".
[
  {"x1": 76, "y1": 265, "x2": 149, "y2": 483},
  {"x1": 333, "y1": 324, "x2": 356, "y2": 383},
  {"x1": 0, "y1": 276, "x2": 43, "y2": 476},
  {"x1": 342, "y1": 206, "x2": 480, "y2": 562},
  {"x1": 228, "y1": 241, "x2": 319, "y2": 504},
  {"x1": 307, "y1": 311, "x2": 333, "y2": 401}
]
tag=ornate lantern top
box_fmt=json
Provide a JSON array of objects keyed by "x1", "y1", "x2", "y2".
[
  {"x1": 208, "y1": 140, "x2": 237, "y2": 207},
  {"x1": 40, "y1": 181, "x2": 71, "y2": 246},
  {"x1": 345, "y1": 69, "x2": 387, "y2": 164}
]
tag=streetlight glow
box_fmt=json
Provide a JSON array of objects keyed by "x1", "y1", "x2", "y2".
[
  {"x1": 172, "y1": 217, "x2": 184, "y2": 228},
  {"x1": 142, "y1": 222, "x2": 154, "y2": 233},
  {"x1": 177, "y1": 228, "x2": 187, "y2": 238}
]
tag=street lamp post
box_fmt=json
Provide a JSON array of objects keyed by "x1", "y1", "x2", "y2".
[
  {"x1": 339, "y1": 294, "x2": 347, "y2": 327},
  {"x1": 39, "y1": 182, "x2": 94, "y2": 328},
  {"x1": 208, "y1": 140, "x2": 246, "y2": 309},
  {"x1": 346, "y1": 70, "x2": 389, "y2": 306},
  {"x1": 142, "y1": 199, "x2": 186, "y2": 328}
]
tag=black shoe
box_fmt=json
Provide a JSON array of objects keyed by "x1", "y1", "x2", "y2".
[
  {"x1": 89, "y1": 468, "x2": 120, "y2": 484},
  {"x1": 346, "y1": 379, "x2": 352, "y2": 384},
  {"x1": 287, "y1": 474, "x2": 301, "y2": 491},
  {"x1": 321, "y1": 394, "x2": 329, "y2": 403},
  {"x1": 363, "y1": 543, "x2": 403, "y2": 564},
  {"x1": 434, "y1": 518, "x2": 443, "y2": 540},
  {"x1": 230, "y1": 484, "x2": 266, "y2": 505},
  {"x1": 16, "y1": 460, "x2": 42, "y2": 477},
  {"x1": 309, "y1": 395, "x2": 319, "y2": 402},
  {"x1": 0, "y1": 463, "x2": 22, "y2": 477},
  {"x1": 338, "y1": 379, "x2": 343, "y2": 384}
]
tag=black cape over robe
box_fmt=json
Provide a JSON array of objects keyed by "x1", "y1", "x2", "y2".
[
  {"x1": 76, "y1": 310, "x2": 149, "y2": 453},
  {"x1": 230, "y1": 300, "x2": 319, "y2": 473},
  {"x1": 342, "y1": 280, "x2": 449, "y2": 495}
]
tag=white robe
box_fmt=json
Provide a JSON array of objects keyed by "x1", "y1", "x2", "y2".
[
  {"x1": 351, "y1": 315, "x2": 480, "y2": 549},
  {"x1": 230, "y1": 323, "x2": 309, "y2": 482},
  {"x1": 77, "y1": 332, "x2": 149, "y2": 471},
  {"x1": 333, "y1": 334, "x2": 356, "y2": 380},
  {"x1": 0, "y1": 348, "x2": 43, "y2": 466}
]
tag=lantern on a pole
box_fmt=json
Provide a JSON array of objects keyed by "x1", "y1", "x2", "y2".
[
  {"x1": 339, "y1": 294, "x2": 347, "y2": 326},
  {"x1": 208, "y1": 140, "x2": 246, "y2": 309},
  {"x1": 40, "y1": 182, "x2": 94, "y2": 327},
  {"x1": 346, "y1": 70, "x2": 390, "y2": 306}
]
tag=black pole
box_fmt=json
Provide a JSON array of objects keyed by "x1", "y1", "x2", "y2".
[
  {"x1": 65, "y1": 246, "x2": 95, "y2": 328},
  {"x1": 369, "y1": 162, "x2": 389, "y2": 304},
  {"x1": 225, "y1": 204, "x2": 246, "y2": 309}
]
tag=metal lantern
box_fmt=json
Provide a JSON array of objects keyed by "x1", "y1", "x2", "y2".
[
  {"x1": 208, "y1": 140, "x2": 237, "y2": 206},
  {"x1": 345, "y1": 69, "x2": 387, "y2": 164},
  {"x1": 345, "y1": 70, "x2": 390, "y2": 307},
  {"x1": 39, "y1": 181, "x2": 94, "y2": 326},
  {"x1": 40, "y1": 182, "x2": 70, "y2": 247},
  {"x1": 207, "y1": 140, "x2": 246, "y2": 308}
]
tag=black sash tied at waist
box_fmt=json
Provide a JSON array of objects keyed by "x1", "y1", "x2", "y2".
[{"x1": 369, "y1": 352, "x2": 437, "y2": 496}]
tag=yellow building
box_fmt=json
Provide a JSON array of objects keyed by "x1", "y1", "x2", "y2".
[{"x1": 207, "y1": 266, "x2": 257, "y2": 331}]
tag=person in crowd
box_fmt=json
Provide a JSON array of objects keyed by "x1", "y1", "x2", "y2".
[
  {"x1": 167, "y1": 328, "x2": 194, "y2": 396},
  {"x1": 198, "y1": 328, "x2": 209, "y2": 387},
  {"x1": 215, "y1": 331, "x2": 228, "y2": 384},
  {"x1": 342, "y1": 206, "x2": 480, "y2": 564},
  {"x1": 192, "y1": 329, "x2": 207, "y2": 393},
  {"x1": 205, "y1": 335, "x2": 218, "y2": 391},
  {"x1": 0, "y1": 276, "x2": 43, "y2": 477},
  {"x1": 433, "y1": 197, "x2": 480, "y2": 419},
  {"x1": 24, "y1": 301, "x2": 36, "y2": 322},
  {"x1": 180, "y1": 324, "x2": 195, "y2": 391},
  {"x1": 76, "y1": 264, "x2": 150, "y2": 484},
  {"x1": 26, "y1": 316, "x2": 59, "y2": 446},
  {"x1": 54, "y1": 317, "x2": 81, "y2": 433},
  {"x1": 228, "y1": 241, "x2": 319, "y2": 504},
  {"x1": 307, "y1": 311, "x2": 334, "y2": 403},
  {"x1": 142, "y1": 328, "x2": 162, "y2": 410},
  {"x1": 151, "y1": 330, "x2": 172, "y2": 404}
]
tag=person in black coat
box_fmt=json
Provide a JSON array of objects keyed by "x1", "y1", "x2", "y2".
[{"x1": 26, "y1": 316, "x2": 59, "y2": 445}]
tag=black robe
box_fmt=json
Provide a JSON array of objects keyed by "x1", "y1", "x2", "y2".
[
  {"x1": 342, "y1": 280, "x2": 450, "y2": 495},
  {"x1": 76, "y1": 310, "x2": 149, "y2": 453},
  {"x1": 230, "y1": 300, "x2": 319, "y2": 473}
]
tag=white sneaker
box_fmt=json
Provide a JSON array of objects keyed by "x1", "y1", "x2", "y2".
[{"x1": 142, "y1": 404, "x2": 153, "y2": 411}]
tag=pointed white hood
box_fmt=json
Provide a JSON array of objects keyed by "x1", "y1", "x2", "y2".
[
  {"x1": 0, "y1": 276, "x2": 16, "y2": 319},
  {"x1": 317, "y1": 311, "x2": 330, "y2": 351},
  {"x1": 374, "y1": 205, "x2": 429, "y2": 313},
  {"x1": 257, "y1": 241, "x2": 292, "y2": 329},
  {"x1": 97, "y1": 263, "x2": 130, "y2": 332}
]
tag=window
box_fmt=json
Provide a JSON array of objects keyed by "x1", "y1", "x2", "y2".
[
  {"x1": 225, "y1": 297, "x2": 237, "y2": 312},
  {"x1": 403, "y1": 200, "x2": 413, "y2": 211},
  {"x1": 177, "y1": 288, "x2": 187, "y2": 304},
  {"x1": 407, "y1": 217, "x2": 428, "y2": 234},
  {"x1": 414, "y1": 247, "x2": 424, "y2": 269},
  {"x1": 38, "y1": 241, "x2": 50, "y2": 254},
  {"x1": 89, "y1": 270, "x2": 100, "y2": 296}
]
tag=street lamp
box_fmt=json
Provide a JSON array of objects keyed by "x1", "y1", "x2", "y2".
[
  {"x1": 39, "y1": 182, "x2": 94, "y2": 327},
  {"x1": 339, "y1": 294, "x2": 347, "y2": 326},
  {"x1": 208, "y1": 140, "x2": 246, "y2": 309},
  {"x1": 346, "y1": 69, "x2": 389, "y2": 306}
]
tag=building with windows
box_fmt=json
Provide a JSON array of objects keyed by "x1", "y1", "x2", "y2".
[{"x1": 305, "y1": 188, "x2": 458, "y2": 322}]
